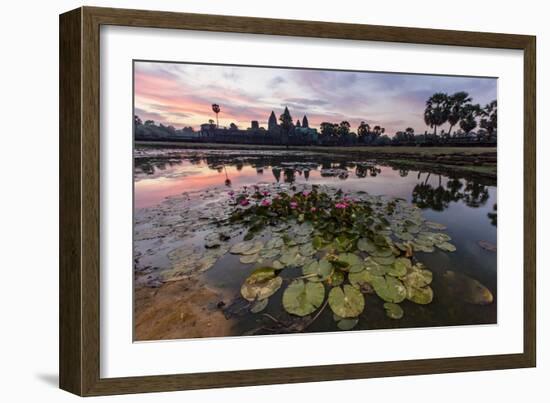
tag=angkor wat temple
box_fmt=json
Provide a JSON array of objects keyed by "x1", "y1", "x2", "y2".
[
  {"x1": 198, "y1": 107, "x2": 319, "y2": 145},
  {"x1": 135, "y1": 107, "x2": 319, "y2": 145}
]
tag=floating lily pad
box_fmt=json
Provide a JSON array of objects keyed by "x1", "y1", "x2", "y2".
[
  {"x1": 435, "y1": 241, "x2": 456, "y2": 252},
  {"x1": 279, "y1": 251, "x2": 302, "y2": 267},
  {"x1": 364, "y1": 257, "x2": 391, "y2": 276},
  {"x1": 302, "y1": 258, "x2": 333, "y2": 282},
  {"x1": 260, "y1": 248, "x2": 280, "y2": 259},
  {"x1": 299, "y1": 242, "x2": 317, "y2": 257},
  {"x1": 425, "y1": 221, "x2": 447, "y2": 230},
  {"x1": 383, "y1": 302, "x2": 404, "y2": 319},
  {"x1": 282, "y1": 279, "x2": 325, "y2": 317},
  {"x1": 443, "y1": 270, "x2": 493, "y2": 305},
  {"x1": 240, "y1": 253, "x2": 260, "y2": 264},
  {"x1": 240, "y1": 267, "x2": 283, "y2": 302},
  {"x1": 266, "y1": 237, "x2": 284, "y2": 249},
  {"x1": 357, "y1": 238, "x2": 376, "y2": 253},
  {"x1": 272, "y1": 260, "x2": 284, "y2": 269},
  {"x1": 250, "y1": 298, "x2": 269, "y2": 313},
  {"x1": 328, "y1": 285, "x2": 365, "y2": 318},
  {"x1": 336, "y1": 317, "x2": 359, "y2": 331},
  {"x1": 372, "y1": 255, "x2": 396, "y2": 266},
  {"x1": 241, "y1": 241, "x2": 264, "y2": 255},
  {"x1": 349, "y1": 269, "x2": 380, "y2": 289},
  {"x1": 401, "y1": 264, "x2": 433, "y2": 288},
  {"x1": 406, "y1": 284, "x2": 433, "y2": 304},
  {"x1": 388, "y1": 257, "x2": 411, "y2": 277},
  {"x1": 326, "y1": 269, "x2": 345, "y2": 287},
  {"x1": 336, "y1": 253, "x2": 364, "y2": 272},
  {"x1": 371, "y1": 276, "x2": 407, "y2": 303},
  {"x1": 230, "y1": 241, "x2": 255, "y2": 254},
  {"x1": 312, "y1": 236, "x2": 327, "y2": 250},
  {"x1": 371, "y1": 247, "x2": 393, "y2": 258}
]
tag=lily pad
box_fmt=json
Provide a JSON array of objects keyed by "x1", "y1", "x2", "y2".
[
  {"x1": 349, "y1": 269, "x2": 380, "y2": 289},
  {"x1": 364, "y1": 257, "x2": 391, "y2": 276},
  {"x1": 406, "y1": 284, "x2": 433, "y2": 304},
  {"x1": 336, "y1": 317, "x2": 359, "y2": 331},
  {"x1": 326, "y1": 269, "x2": 345, "y2": 287},
  {"x1": 240, "y1": 253, "x2": 261, "y2": 264},
  {"x1": 299, "y1": 242, "x2": 317, "y2": 257},
  {"x1": 371, "y1": 247, "x2": 393, "y2": 258},
  {"x1": 282, "y1": 279, "x2": 325, "y2": 317},
  {"x1": 435, "y1": 241, "x2": 456, "y2": 252},
  {"x1": 372, "y1": 255, "x2": 396, "y2": 266},
  {"x1": 371, "y1": 276, "x2": 407, "y2": 303},
  {"x1": 302, "y1": 258, "x2": 333, "y2": 282},
  {"x1": 260, "y1": 248, "x2": 280, "y2": 259},
  {"x1": 250, "y1": 298, "x2": 269, "y2": 313},
  {"x1": 357, "y1": 238, "x2": 376, "y2": 253},
  {"x1": 266, "y1": 237, "x2": 284, "y2": 249},
  {"x1": 230, "y1": 241, "x2": 256, "y2": 255},
  {"x1": 241, "y1": 241, "x2": 264, "y2": 255},
  {"x1": 336, "y1": 253, "x2": 364, "y2": 272},
  {"x1": 383, "y1": 302, "x2": 404, "y2": 319},
  {"x1": 388, "y1": 257, "x2": 411, "y2": 277},
  {"x1": 240, "y1": 267, "x2": 283, "y2": 302},
  {"x1": 425, "y1": 221, "x2": 447, "y2": 230},
  {"x1": 328, "y1": 285, "x2": 365, "y2": 318}
]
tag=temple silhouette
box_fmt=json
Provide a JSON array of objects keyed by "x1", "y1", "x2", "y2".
[{"x1": 196, "y1": 106, "x2": 319, "y2": 145}]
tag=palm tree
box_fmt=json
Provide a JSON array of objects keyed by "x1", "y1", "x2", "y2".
[
  {"x1": 447, "y1": 91, "x2": 472, "y2": 136},
  {"x1": 459, "y1": 104, "x2": 481, "y2": 136},
  {"x1": 424, "y1": 93, "x2": 450, "y2": 137},
  {"x1": 211, "y1": 104, "x2": 221, "y2": 128}
]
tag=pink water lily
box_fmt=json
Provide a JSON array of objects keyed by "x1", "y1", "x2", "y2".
[
  {"x1": 302, "y1": 191, "x2": 310, "y2": 197},
  {"x1": 310, "y1": 207, "x2": 317, "y2": 212},
  {"x1": 262, "y1": 191, "x2": 270, "y2": 196},
  {"x1": 290, "y1": 201, "x2": 298, "y2": 209},
  {"x1": 239, "y1": 199, "x2": 250, "y2": 206},
  {"x1": 261, "y1": 199, "x2": 271, "y2": 207},
  {"x1": 335, "y1": 202, "x2": 348, "y2": 209}
]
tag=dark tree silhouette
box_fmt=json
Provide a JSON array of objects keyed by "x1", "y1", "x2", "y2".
[
  {"x1": 447, "y1": 91, "x2": 472, "y2": 136},
  {"x1": 424, "y1": 92, "x2": 450, "y2": 137},
  {"x1": 212, "y1": 104, "x2": 221, "y2": 128},
  {"x1": 480, "y1": 100, "x2": 498, "y2": 139}
]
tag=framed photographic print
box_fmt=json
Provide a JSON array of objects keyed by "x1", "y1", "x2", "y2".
[{"x1": 59, "y1": 6, "x2": 536, "y2": 396}]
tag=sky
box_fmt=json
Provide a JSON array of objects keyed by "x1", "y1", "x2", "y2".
[{"x1": 134, "y1": 61, "x2": 497, "y2": 135}]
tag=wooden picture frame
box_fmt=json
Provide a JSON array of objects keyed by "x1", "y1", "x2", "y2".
[{"x1": 59, "y1": 6, "x2": 536, "y2": 396}]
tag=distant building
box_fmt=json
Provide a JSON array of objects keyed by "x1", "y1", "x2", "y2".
[{"x1": 196, "y1": 107, "x2": 318, "y2": 145}]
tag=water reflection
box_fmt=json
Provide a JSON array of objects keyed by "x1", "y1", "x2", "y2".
[
  {"x1": 411, "y1": 174, "x2": 489, "y2": 211},
  {"x1": 135, "y1": 148, "x2": 495, "y2": 216}
]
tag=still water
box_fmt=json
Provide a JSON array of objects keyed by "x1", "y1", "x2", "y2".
[{"x1": 134, "y1": 147, "x2": 497, "y2": 337}]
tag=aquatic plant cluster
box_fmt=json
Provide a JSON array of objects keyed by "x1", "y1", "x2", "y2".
[{"x1": 223, "y1": 183, "x2": 469, "y2": 330}]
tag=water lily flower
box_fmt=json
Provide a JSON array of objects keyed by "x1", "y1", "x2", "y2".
[
  {"x1": 262, "y1": 191, "x2": 270, "y2": 196},
  {"x1": 310, "y1": 207, "x2": 317, "y2": 212},
  {"x1": 239, "y1": 199, "x2": 250, "y2": 206},
  {"x1": 290, "y1": 201, "x2": 298, "y2": 209},
  {"x1": 335, "y1": 202, "x2": 348, "y2": 209},
  {"x1": 261, "y1": 199, "x2": 271, "y2": 207},
  {"x1": 228, "y1": 191, "x2": 235, "y2": 197},
  {"x1": 303, "y1": 191, "x2": 310, "y2": 197}
]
